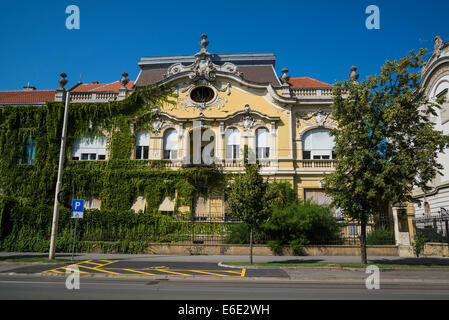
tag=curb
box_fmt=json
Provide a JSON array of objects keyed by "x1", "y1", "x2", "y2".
[{"x1": 218, "y1": 262, "x2": 449, "y2": 272}]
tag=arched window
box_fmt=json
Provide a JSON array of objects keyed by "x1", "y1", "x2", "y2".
[
  {"x1": 135, "y1": 131, "x2": 149, "y2": 160},
  {"x1": 72, "y1": 135, "x2": 106, "y2": 161},
  {"x1": 163, "y1": 129, "x2": 178, "y2": 160},
  {"x1": 256, "y1": 128, "x2": 270, "y2": 159},
  {"x1": 303, "y1": 129, "x2": 335, "y2": 160},
  {"x1": 225, "y1": 128, "x2": 240, "y2": 160}
]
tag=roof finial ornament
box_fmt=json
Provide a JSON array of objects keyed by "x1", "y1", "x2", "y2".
[
  {"x1": 120, "y1": 72, "x2": 129, "y2": 89},
  {"x1": 199, "y1": 34, "x2": 209, "y2": 51},
  {"x1": 434, "y1": 36, "x2": 443, "y2": 57},
  {"x1": 349, "y1": 66, "x2": 359, "y2": 81},
  {"x1": 58, "y1": 72, "x2": 68, "y2": 89},
  {"x1": 280, "y1": 68, "x2": 291, "y2": 85}
]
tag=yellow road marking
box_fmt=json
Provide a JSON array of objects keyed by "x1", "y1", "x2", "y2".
[
  {"x1": 220, "y1": 270, "x2": 244, "y2": 275},
  {"x1": 43, "y1": 269, "x2": 64, "y2": 274},
  {"x1": 78, "y1": 260, "x2": 104, "y2": 266},
  {"x1": 121, "y1": 269, "x2": 157, "y2": 276},
  {"x1": 153, "y1": 269, "x2": 192, "y2": 276},
  {"x1": 60, "y1": 266, "x2": 90, "y2": 274},
  {"x1": 95, "y1": 260, "x2": 119, "y2": 267},
  {"x1": 241, "y1": 269, "x2": 246, "y2": 277},
  {"x1": 71, "y1": 264, "x2": 121, "y2": 275},
  {"x1": 188, "y1": 270, "x2": 234, "y2": 277}
]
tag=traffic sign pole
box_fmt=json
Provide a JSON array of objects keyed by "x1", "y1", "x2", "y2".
[
  {"x1": 71, "y1": 217, "x2": 78, "y2": 261},
  {"x1": 70, "y1": 199, "x2": 84, "y2": 261}
]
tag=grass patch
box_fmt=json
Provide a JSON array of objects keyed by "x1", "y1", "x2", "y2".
[
  {"x1": 224, "y1": 262, "x2": 449, "y2": 269},
  {"x1": 0, "y1": 257, "x2": 72, "y2": 263}
]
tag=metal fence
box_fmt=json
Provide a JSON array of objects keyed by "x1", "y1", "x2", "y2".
[
  {"x1": 75, "y1": 215, "x2": 396, "y2": 246},
  {"x1": 414, "y1": 209, "x2": 449, "y2": 244}
]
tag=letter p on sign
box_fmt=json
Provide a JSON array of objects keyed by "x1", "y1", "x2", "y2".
[{"x1": 71, "y1": 199, "x2": 84, "y2": 218}]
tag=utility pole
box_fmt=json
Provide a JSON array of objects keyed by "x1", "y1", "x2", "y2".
[{"x1": 49, "y1": 87, "x2": 70, "y2": 260}]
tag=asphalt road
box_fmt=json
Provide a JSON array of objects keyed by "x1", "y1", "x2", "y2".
[{"x1": 1, "y1": 274, "x2": 449, "y2": 300}]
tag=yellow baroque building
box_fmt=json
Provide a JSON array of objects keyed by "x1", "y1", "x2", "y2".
[
  {"x1": 0, "y1": 34, "x2": 341, "y2": 222},
  {"x1": 106, "y1": 34, "x2": 338, "y2": 220}
]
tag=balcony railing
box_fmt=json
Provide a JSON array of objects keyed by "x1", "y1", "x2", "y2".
[
  {"x1": 297, "y1": 160, "x2": 336, "y2": 169},
  {"x1": 70, "y1": 92, "x2": 118, "y2": 103},
  {"x1": 291, "y1": 87, "x2": 333, "y2": 99}
]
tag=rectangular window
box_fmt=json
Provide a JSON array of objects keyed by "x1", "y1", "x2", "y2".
[
  {"x1": 304, "y1": 189, "x2": 333, "y2": 206},
  {"x1": 81, "y1": 153, "x2": 89, "y2": 160},
  {"x1": 163, "y1": 149, "x2": 177, "y2": 160},
  {"x1": 135, "y1": 146, "x2": 142, "y2": 160},
  {"x1": 303, "y1": 150, "x2": 311, "y2": 160},
  {"x1": 349, "y1": 225, "x2": 358, "y2": 236},
  {"x1": 89, "y1": 154, "x2": 96, "y2": 160},
  {"x1": 143, "y1": 146, "x2": 149, "y2": 160},
  {"x1": 257, "y1": 147, "x2": 270, "y2": 159},
  {"x1": 98, "y1": 155, "x2": 106, "y2": 161},
  {"x1": 136, "y1": 146, "x2": 149, "y2": 160},
  {"x1": 23, "y1": 140, "x2": 36, "y2": 164}
]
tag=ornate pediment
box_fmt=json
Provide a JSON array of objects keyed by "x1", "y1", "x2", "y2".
[
  {"x1": 151, "y1": 107, "x2": 175, "y2": 135},
  {"x1": 166, "y1": 34, "x2": 242, "y2": 81},
  {"x1": 296, "y1": 109, "x2": 334, "y2": 127},
  {"x1": 229, "y1": 105, "x2": 265, "y2": 132}
]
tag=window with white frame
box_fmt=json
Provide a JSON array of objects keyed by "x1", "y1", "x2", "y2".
[
  {"x1": 225, "y1": 128, "x2": 240, "y2": 160},
  {"x1": 163, "y1": 129, "x2": 178, "y2": 160},
  {"x1": 71, "y1": 135, "x2": 106, "y2": 161},
  {"x1": 303, "y1": 129, "x2": 335, "y2": 160},
  {"x1": 256, "y1": 128, "x2": 270, "y2": 159},
  {"x1": 135, "y1": 131, "x2": 149, "y2": 160}
]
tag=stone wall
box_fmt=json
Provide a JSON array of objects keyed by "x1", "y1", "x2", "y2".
[
  {"x1": 142, "y1": 244, "x2": 399, "y2": 256},
  {"x1": 423, "y1": 243, "x2": 449, "y2": 256}
]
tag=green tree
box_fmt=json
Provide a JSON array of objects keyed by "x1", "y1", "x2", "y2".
[
  {"x1": 227, "y1": 150, "x2": 268, "y2": 264},
  {"x1": 324, "y1": 49, "x2": 449, "y2": 264}
]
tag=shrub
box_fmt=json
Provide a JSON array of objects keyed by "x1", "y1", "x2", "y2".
[
  {"x1": 224, "y1": 223, "x2": 265, "y2": 245},
  {"x1": 366, "y1": 227, "x2": 395, "y2": 245},
  {"x1": 413, "y1": 232, "x2": 428, "y2": 258},
  {"x1": 263, "y1": 200, "x2": 343, "y2": 254},
  {"x1": 267, "y1": 240, "x2": 284, "y2": 255}
]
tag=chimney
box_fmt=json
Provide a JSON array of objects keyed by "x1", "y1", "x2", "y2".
[{"x1": 23, "y1": 86, "x2": 36, "y2": 91}]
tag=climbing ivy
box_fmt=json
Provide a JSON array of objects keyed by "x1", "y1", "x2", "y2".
[{"x1": 0, "y1": 85, "x2": 228, "y2": 253}]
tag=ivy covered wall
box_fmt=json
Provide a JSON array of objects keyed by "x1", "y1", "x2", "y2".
[
  {"x1": 0, "y1": 86, "x2": 229, "y2": 253},
  {"x1": 0, "y1": 86, "x2": 226, "y2": 214}
]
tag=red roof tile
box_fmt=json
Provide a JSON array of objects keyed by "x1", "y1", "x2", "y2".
[
  {"x1": 0, "y1": 90, "x2": 55, "y2": 104},
  {"x1": 71, "y1": 81, "x2": 135, "y2": 92},
  {"x1": 288, "y1": 77, "x2": 332, "y2": 88}
]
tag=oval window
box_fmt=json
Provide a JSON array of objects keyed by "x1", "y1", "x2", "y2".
[{"x1": 190, "y1": 86, "x2": 215, "y2": 103}]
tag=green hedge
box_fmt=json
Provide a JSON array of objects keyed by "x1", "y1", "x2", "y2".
[{"x1": 0, "y1": 196, "x2": 232, "y2": 253}]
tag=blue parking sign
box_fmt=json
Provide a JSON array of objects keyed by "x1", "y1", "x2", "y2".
[{"x1": 71, "y1": 199, "x2": 84, "y2": 218}]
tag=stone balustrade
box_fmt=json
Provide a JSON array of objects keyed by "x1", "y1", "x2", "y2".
[
  {"x1": 70, "y1": 92, "x2": 118, "y2": 103},
  {"x1": 291, "y1": 87, "x2": 333, "y2": 98}
]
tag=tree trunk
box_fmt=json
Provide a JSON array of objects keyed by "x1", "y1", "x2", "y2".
[
  {"x1": 249, "y1": 227, "x2": 253, "y2": 265},
  {"x1": 360, "y1": 221, "x2": 367, "y2": 265}
]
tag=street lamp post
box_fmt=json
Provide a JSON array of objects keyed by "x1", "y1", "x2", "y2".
[{"x1": 49, "y1": 89, "x2": 71, "y2": 260}]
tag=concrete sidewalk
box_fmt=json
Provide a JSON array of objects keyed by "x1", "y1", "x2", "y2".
[{"x1": 1, "y1": 251, "x2": 449, "y2": 265}]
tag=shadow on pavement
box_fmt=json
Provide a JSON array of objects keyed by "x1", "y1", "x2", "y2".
[{"x1": 369, "y1": 257, "x2": 449, "y2": 266}]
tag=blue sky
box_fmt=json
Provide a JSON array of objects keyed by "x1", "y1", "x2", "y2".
[{"x1": 0, "y1": 0, "x2": 448, "y2": 91}]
